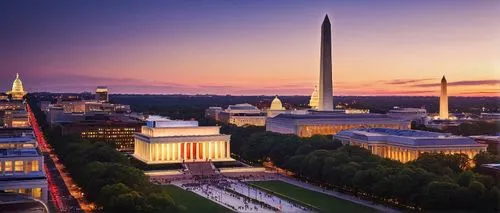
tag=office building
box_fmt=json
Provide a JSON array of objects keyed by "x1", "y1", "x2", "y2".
[
  {"x1": 0, "y1": 135, "x2": 48, "y2": 204},
  {"x1": 205, "y1": 107, "x2": 223, "y2": 121},
  {"x1": 95, "y1": 86, "x2": 109, "y2": 103},
  {"x1": 4, "y1": 110, "x2": 30, "y2": 128},
  {"x1": 60, "y1": 114, "x2": 144, "y2": 152}
]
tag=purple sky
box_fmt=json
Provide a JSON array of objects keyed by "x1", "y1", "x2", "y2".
[{"x1": 1, "y1": 0, "x2": 499, "y2": 96}]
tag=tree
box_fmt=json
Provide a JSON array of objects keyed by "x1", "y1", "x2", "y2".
[
  {"x1": 473, "y1": 152, "x2": 500, "y2": 171},
  {"x1": 457, "y1": 171, "x2": 475, "y2": 187},
  {"x1": 422, "y1": 181, "x2": 459, "y2": 210}
]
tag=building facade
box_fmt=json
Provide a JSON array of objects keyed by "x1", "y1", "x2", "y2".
[
  {"x1": 60, "y1": 115, "x2": 144, "y2": 152},
  {"x1": 133, "y1": 118, "x2": 232, "y2": 164},
  {"x1": 95, "y1": 86, "x2": 109, "y2": 103},
  {"x1": 0, "y1": 101, "x2": 24, "y2": 111},
  {"x1": 217, "y1": 103, "x2": 266, "y2": 127},
  {"x1": 335, "y1": 128, "x2": 487, "y2": 163},
  {"x1": 4, "y1": 110, "x2": 30, "y2": 128},
  {"x1": 0, "y1": 136, "x2": 48, "y2": 204},
  {"x1": 266, "y1": 113, "x2": 410, "y2": 137},
  {"x1": 387, "y1": 107, "x2": 428, "y2": 124},
  {"x1": 204, "y1": 107, "x2": 223, "y2": 121}
]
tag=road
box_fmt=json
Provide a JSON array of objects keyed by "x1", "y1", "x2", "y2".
[{"x1": 27, "y1": 104, "x2": 94, "y2": 213}]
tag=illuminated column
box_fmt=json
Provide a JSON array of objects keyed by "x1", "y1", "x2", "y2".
[
  {"x1": 169, "y1": 144, "x2": 173, "y2": 161},
  {"x1": 209, "y1": 142, "x2": 212, "y2": 160},
  {"x1": 177, "y1": 143, "x2": 181, "y2": 161},
  {"x1": 202, "y1": 142, "x2": 206, "y2": 160},
  {"x1": 161, "y1": 144, "x2": 165, "y2": 161},
  {"x1": 148, "y1": 143, "x2": 152, "y2": 162},
  {"x1": 218, "y1": 141, "x2": 223, "y2": 158},
  {"x1": 182, "y1": 143, "x2": 186, "y2": 160},
  {"x1": 190, "y1": 142, "x2": 193, "y2": 161},
  {"x1": 171, "y1": 143, "x2": 174, "y2": 161},
  {"x1": 195, "y1": 143, "x2": 199, "y2": 160},
  {"x1": 226, "y1": 141, "x2": 230, "y2": 159},
  {"x1": 155, "y1": 144, "x2": 159, "y2": 162},
  {"x1": 214, "y1": 142, "x2": 218, "y2": 159}
]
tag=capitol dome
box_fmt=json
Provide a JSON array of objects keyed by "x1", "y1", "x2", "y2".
[
  {"x1": 7, "y1": 73, "x2": 27, "y2": 100},
  {"x1": 309, "y1": 86, "x2": 319, "y2": 109},
  {"x1": 270, "y1": 96, "x2": 285, "y2": 110},
  {"x1": 11, "y1": 73, "x2": 25, "y2": 92}
]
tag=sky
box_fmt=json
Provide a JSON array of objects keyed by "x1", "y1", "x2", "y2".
[{"x1": 0, "y1": 0, "x2": 499, "y2": 96}]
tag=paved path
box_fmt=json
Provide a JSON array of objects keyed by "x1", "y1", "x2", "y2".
[
  {"x1": 228, "y1": 180, "x2": 310, "y2": 212},
  {"x1": 170, "y1": 178, "x2": 311, "y2": 213},
  {"x1": 172, "y1": 181, "x2": 273, "y2": 212},
  {"x1": 251, "y1": 175, "x2": 401, "y2": 213}
]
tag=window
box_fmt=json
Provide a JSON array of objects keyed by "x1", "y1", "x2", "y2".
[
  {"x1": 15, "y1": 161, "x2": 24, "y2": 172},
  {"x1": 32, "y1": 188, "x2": 42, "y2": 199},
  {"x1": 31, "y1": 160, "x2": 39, "y2": 172},
  {"x1": 4, "y1": 161, "x2": 12, "y2": 172}
]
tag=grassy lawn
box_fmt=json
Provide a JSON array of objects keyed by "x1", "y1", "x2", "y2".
[
  {"x1": 162, "y1": 185, "x2": 232, "y2": 213},
  {"x1": 250, "y1": 180, "x2": 378, "y2": 213}
]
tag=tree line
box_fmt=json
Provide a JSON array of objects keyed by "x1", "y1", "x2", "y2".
[
  {"x1": 224, "y1": 125, "x2": 500, "y2": 212},
  {"x1": 29, "y1": 98, "x2": 180, "y2": 213}
]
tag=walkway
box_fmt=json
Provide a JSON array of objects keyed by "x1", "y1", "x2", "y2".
[
  {"x1": 171, "y1": 177, "x2": 310, "y2": 213},
  {"x1": 273, "y1": 175, "x2": 400, "y2": 213}
]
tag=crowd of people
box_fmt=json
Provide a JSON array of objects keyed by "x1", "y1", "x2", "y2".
[{"x1": 170, "y1": 174, "x2": 311, "y2": 212}]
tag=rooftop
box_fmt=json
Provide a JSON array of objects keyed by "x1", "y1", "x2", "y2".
[
  {"x1": 336, "y1": 128, "x2": 484, "y2": 147},
  {"x1": 0, "y1": 148, "x2": 41, "y2": 158},
  {"x1": 146, "y1": 115, "x2": 199, "y2": 128},
  {"x1": 0, "y1": 136, "x2": 36, "y2": 144},
  {"x1": 227, "y1": 103, "x2": 260, "y2": 111},
  {"x1": 272, "y1": 113, "x2": 403, "y2": 120}
]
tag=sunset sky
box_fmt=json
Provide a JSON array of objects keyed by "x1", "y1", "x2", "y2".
[{"x1": 1, "y1": 0, "x2": 499, "y2": 96}]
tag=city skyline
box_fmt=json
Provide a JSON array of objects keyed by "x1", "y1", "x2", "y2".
[{"x1": 1, "y1": 1, "x2": 499, "y2": 96}]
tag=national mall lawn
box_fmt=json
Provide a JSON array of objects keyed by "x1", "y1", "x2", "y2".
[{"x1": 250, "y1": 180, "x2": 377, "y2": 213}]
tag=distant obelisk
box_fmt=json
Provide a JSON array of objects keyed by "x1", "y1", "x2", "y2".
[
  {"x1": 318, "y1": 14, "x2": 334, "y2": 111},
  {"x1": 439, "y1": 75, "x2": 448, "y2": 119}
]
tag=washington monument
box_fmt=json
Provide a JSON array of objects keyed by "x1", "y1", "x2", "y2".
[
  {"x1": 440, "y1": 75, "x2": 448, "y2": 119},
  {"x1": 318, "y1": 15, "x2": 334, "y2": 111}
]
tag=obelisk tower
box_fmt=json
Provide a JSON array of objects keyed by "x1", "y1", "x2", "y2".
[
  {"x1": 439, "y1": 75, "x2": 448, "y2": 119},
  {"x1": 318, "y1": 14, "x2": 334, "y2": 111}
]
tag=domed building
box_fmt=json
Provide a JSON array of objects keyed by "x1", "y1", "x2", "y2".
[
  {"x1": 7, "y1": 73, "x2": 27, "y2": 101},
  {"x1": 309, "y1": 86, "x2": 319, "y2": 110},
  {"x1": 267, "y1": 96, "x2": 288, "y2": 118},
  {"x1": 270, "y1": 96, "x2": 285, "y2": 110}
]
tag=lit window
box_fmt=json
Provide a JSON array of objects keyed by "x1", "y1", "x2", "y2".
[
  {"x1": 32, "y1": 188, "x2": 42, "y2": 199},
  {"x1": 15, "y1": 161, "x2": 24, "y2": 172},
  {"x1": 4, "y1": 161, "x2": 12, "y2": 172},
  {"x1": 32, "y1": 160, "x2": 39, "y2": 172}
]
